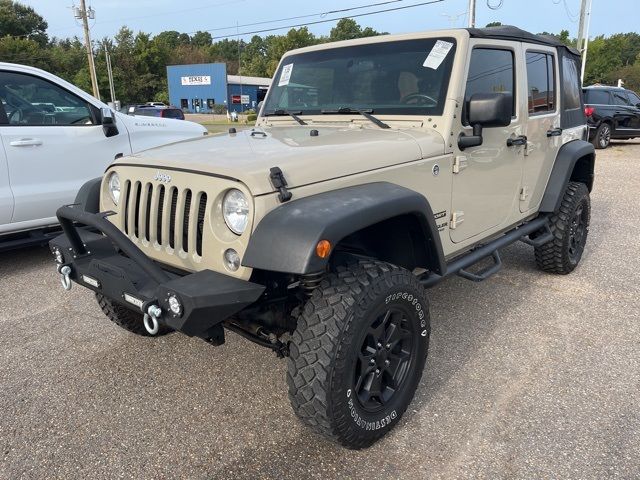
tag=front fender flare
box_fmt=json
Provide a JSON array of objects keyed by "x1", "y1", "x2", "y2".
[{"x1": 243, "y1": 182, "x2": 446, "y2": 275}]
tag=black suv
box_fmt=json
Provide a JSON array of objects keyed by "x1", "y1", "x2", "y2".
[{"x1": 583, "y1": 86, "x2": 640, "y2": 148}]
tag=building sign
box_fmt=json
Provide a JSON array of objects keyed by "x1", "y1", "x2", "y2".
[
  {"x1": 231, "y1": 94, "x2": 251, "y2": 105},
  {"x1": 181, "y1": 75, "x2": 211, "y2": 86}
]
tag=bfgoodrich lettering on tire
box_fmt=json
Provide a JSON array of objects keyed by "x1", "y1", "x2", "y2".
[{"x1": 286, "y1": 260, "x2": 430, "y2": 449}]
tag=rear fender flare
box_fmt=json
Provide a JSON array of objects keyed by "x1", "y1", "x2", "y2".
[{"x1": 540, "y1": 140, "x2": 595, "y2": 213}]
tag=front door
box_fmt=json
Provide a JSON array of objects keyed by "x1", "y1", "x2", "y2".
[
  {"x1": 0, "y1": 70, "x2": 130, "y2": 225},
  {"x1": 0, "y1": 131, "x2": 13, "y2": 225},
  {"x1": 450, "y1": 43, "x2": 525, "y2": 243},
  {"x1": 519, "y1": 45, "x2": 562, "y2": 213}
]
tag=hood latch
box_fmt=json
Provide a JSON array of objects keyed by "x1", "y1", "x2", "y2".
[{"x1": 269, "y1": 166, "x2": 292, "y2": 203}]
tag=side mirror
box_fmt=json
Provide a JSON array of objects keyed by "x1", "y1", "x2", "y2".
[
  {"x1": 101, "y1": 107, "x2": 118, "y2": 137},
  {"x1": 458, "y1": 92, "x2": 512, "y2": 150}
]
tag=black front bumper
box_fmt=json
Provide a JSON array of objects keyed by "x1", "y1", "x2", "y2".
[{"x1": 49, "y1": 205, "x2": 265, "y2": 339}]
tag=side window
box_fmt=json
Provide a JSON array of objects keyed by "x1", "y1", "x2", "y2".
[
  {"x1": 0, "y1": 71, "x2": 95, "y2": 126},
  {"x1": 628, "y1": 91, "x2": 640, "y2": 105},
  {"x1": 612, "y1": 91, "x2": 631, "y2": 106},
  {"x1": 561, "y1": 57, "x2": 581, "y2": 110},
  {"x1": 585, "y1": 89, "x2": 611, "y2": 104},
  {"x1": 465, "y1": 48, "x2": 515, "y2": 121},
  {"x1": 526, "y1": 51, "x2": 556, "y2": 114}
]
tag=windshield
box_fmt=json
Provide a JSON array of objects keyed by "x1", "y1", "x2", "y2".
[{"x1": 263, "y1": 38, "x2": 456, "y2": 116}]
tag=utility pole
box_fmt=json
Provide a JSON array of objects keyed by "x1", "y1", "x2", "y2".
[
  {"x1": 104, "y1": 45, "x2": 116, "y2": 103},
  {"x1": 576, "y1": 0, "x2": 593, "y2": 83},
  {"x1": 74, "y1": 0, "x2": 100, "y2": 100},
  {"x1": 467, "y1": 0, "x2": 476, "y2": 28}
]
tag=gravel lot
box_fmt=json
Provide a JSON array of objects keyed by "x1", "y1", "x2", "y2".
[{"x1": 1, "y1": 141, "x2": 639, "y2": 479}]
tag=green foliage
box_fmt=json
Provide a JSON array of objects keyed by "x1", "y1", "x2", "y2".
[
  {"x1": 246, "y1": 113, "x2": 257, "y2": 122},
  {"x1": 329, "y1": 19, "x2": 386, "y2": 42},
  {"x1": 0, "y1": 0, "x2": 48, "y2": 45},
  {"x1": 485, "y1": 22, "x2": 502, "y2": 28}
]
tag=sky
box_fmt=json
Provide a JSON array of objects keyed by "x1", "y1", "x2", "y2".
[{"x1": 20, "y1": 0, "x2": 640, "y2": 42}]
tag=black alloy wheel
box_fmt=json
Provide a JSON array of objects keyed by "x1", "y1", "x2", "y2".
[{"x1": 354, "y1": 307, "x2": 415, "y2": 413}]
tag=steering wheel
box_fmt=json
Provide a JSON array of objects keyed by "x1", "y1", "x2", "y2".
[
  {"x1": 399, "y1": 93, "x2": 437, "y2": 106},
  {"x1": 8, "y1": 108, "x2": 23, "y2": 124}
]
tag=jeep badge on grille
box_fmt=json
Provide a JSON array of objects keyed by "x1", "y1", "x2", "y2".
[{"x1": 154, "y1": 171, "x2": 171, "y2": 183}]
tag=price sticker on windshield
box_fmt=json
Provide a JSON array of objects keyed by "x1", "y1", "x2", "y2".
[
  {"x1": 278, "y1": 63, "x2": 294, "y2": 86},
  {"x1": 423, "y1": 40, "x2": 453, "y2": 69}
]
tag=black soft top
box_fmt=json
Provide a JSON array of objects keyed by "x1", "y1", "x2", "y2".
[{"x1": 466, "y1": 26, "x2": 581, "y2": 56}]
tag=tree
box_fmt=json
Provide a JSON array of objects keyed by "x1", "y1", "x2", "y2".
[
  {"x1": 485, "y1": 21, "x2": 502, "y2": 27},
  {"x1": 329, "y1": 19, "x2": 385, "y2": 42},
  {"x1": 191, "y1": 31, "x2": 212, "y2": 48},
  {"x1": 0, "y1": 0, "x2": 48, "y2": 45}
]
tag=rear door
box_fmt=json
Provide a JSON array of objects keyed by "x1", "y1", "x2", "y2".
[
  {"x1": 519, "y1": 45, "x2": 561, "y2": 213},
  {"x1": 0, "y1": 69, "x2": 130, "y2": 224},
  {"x1": 611, "y1": 90, "x2": 639, "y2": 135},
  {"x1": 623, "y1": 90, "x2": 640, "y2": 133}
]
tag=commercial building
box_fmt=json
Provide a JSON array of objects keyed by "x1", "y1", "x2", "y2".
[{"x1": 166, "y1": 63, "x2": 271, "y2": 113}]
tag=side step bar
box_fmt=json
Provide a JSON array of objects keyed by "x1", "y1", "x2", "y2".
[{"x1": 420, "y1": 216, "x2": 550, "y2": 287}]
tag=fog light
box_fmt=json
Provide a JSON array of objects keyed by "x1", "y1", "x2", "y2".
[
  {"x1": 224, "y1": 248, "x2": 241, "y2": 271},
  {"x1": 53, "y1": 248, "x2": 64, "y2": 264},
  {"x1": 167, "y1": 294, "x2": 182, "y2": 316}
]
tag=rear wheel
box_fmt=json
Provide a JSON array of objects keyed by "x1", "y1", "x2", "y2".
[
  {"x1": 287, "y1": 260, "x2": 430, "y2": 449},
  {"x1": 591, "y1": 122, "x2": 611, "y2": 149},
  {"x1": 535, "y1": 181, "x2": 590, "y2": 274},
  {"x1": 95, "y1": 293, "x2": 171, "y2": 336}
]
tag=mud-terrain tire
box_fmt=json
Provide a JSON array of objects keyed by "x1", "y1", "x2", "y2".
[
  {"x1": 287, "y1": 260, "x2": 430, "y2": 449},
  {"x1": 535, "y1": 181, "x2": 590, "y2": 274},
  {"x1": 95, "y1": 293, "x2": 172, "y2": 336},
  {"x1": 591, "y1": 122, "x2": 611, "y2": 149}
]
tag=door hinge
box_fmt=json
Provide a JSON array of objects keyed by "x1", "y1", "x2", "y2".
[
  {"x1": 450, "y1": 211, "x2": 464, "y2": 229},
  {"x1": 453, "y1": 155, "x2": 468, "y2": 174},
  {"x1": 520, "y1": 187, "x2": 529, "y2": 201}
]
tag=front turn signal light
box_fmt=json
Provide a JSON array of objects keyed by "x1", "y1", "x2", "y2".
[{"x1": 316, "y1": 240, "x2": 331, "y2": 259}]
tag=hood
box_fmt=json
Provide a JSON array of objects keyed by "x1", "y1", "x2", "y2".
[
  {"x1": 117, "y1": 125, "x2": 445, "y2": 195},
  {"x1": 114, "y1": 111, "x2": 207, "y2": 153}
]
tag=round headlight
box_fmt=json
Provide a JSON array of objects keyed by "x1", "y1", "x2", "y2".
[
  {"x1": 222, "y1": 189, "x2": 249, "y2": 235},
  {"x1": 108, "y1": 172, "x2": 120, "y2": 205}
]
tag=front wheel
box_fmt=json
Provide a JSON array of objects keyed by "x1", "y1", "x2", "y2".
[{"x1": 287, "y1": 260, "x2": 430, "y2": 449}]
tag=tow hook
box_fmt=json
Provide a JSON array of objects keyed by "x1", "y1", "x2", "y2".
[
  {"x1": 143, "y1": 304, "x2": 162, "y2": 335},
  {"x1": 58, "y1": 265, "x2": 72, "y2": 291}
]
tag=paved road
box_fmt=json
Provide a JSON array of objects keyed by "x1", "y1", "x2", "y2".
[{"x1": 1, "y1": 142, "x2": 639, "y2": 479}]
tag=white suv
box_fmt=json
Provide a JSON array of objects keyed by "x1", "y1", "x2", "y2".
[{"x1": 0, "y1": 62, "x2": 207, "y2": 249}]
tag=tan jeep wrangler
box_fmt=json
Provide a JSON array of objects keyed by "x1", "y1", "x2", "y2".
[{"x1": 51, "y1": 26, "x2": 594, "y2": 449}]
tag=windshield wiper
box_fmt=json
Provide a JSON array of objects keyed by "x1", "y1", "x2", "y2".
[
  {"x1": 320, "y1": 107, "x2": 390, "y2": 129},
  {"x1": 263, "y1": 109, "x2": 307, "y2": 125}
]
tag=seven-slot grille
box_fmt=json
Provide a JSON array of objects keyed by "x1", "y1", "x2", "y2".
[{"x1": 122, "y1": 180, "x2": 207, "y2": 256}]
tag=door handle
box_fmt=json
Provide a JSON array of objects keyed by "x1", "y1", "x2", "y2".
[
  {"x1": 9, "y1": 138, "x2": 43, "y2": 147},
  {"x1": 546, "y1": 127, "x2": 563, "y2": 137},
  {"x1": 506, "y1": 135, "x2": 527, "y2": 147}
]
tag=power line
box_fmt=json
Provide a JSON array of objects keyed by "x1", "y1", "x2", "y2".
[
  {"x1": 191, "y1": 0, "x2": 408, "y2": 34},
  {"x1": 209, "y1": 0, "x2": 446, "y2": 40}
]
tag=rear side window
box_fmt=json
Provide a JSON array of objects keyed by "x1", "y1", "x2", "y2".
[
  {"x1": 561, "y1": 57, "x2": 581, "y2": 110},
  {"x1": 163, "y1": 108, "x2": 184, "y2": 119},
  {"x1": 584, "y1": 89, "x2": 611, "y2": 104},
  {"x1": 465, "y1": 48, "x2": 515, "y2": 121},
  {"x1": 526, "y1": 52, "x2": 555, "y2": 114},
  {"x1": 612, "y1": 91, "x2": 631, "y2": 106}
]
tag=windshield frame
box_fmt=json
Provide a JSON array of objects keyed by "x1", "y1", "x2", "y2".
[{"x1": 262, "y1": 37, "x2": 458, "y2": 118}]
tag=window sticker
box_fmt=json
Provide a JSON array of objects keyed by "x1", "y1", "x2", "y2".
[
  {"x1": 423, "y1": 40, "x2": 453, "y2": 69},
  {"x1": 278, "y1": 63, "x2": 294, "y2": 86}
]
